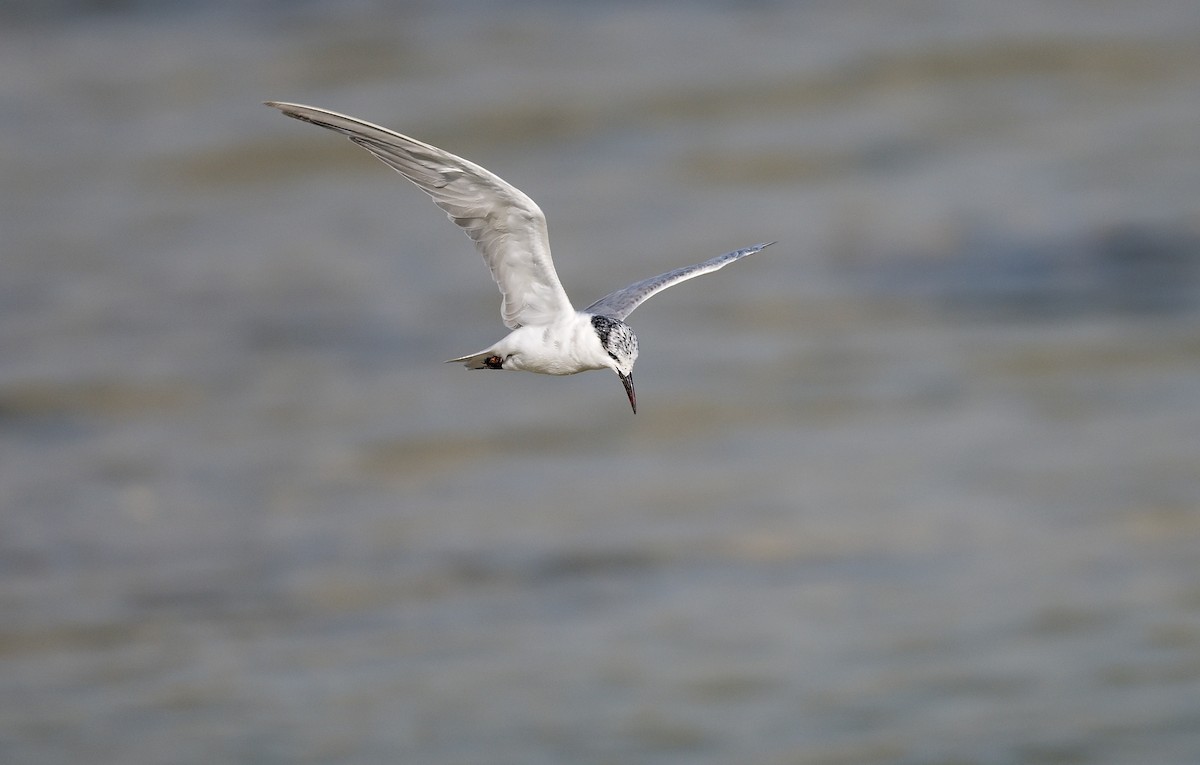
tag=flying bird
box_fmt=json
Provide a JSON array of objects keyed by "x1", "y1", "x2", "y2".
[{"x1": 266, "y1": 101, "x2": 773, "y2": 412}]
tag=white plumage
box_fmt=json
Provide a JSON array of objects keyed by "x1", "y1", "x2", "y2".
[{"x1": 267, "y1": 101, "x2": 772, "y2": 412}]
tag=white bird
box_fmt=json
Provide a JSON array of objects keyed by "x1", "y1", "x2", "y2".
[{"x1": 266, "y1": 101, "x2": 773, "y2": 413}]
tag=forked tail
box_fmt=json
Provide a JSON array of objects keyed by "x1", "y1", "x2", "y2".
[{"x1": 444, "y1": 349, "x2": 496, "y2": 369}]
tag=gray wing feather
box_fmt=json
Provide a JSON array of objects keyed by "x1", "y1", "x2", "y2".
[
  {"x1": 584, "y1": 242, "x2": 775, "y2": 320},
  {"x1": 266, "y1": 101, "x2": 574, "y2": 329}
]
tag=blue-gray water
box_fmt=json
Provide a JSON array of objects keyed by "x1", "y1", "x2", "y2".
[{"x1": 3, "y1": 2, "x2": 1200, "y2": 763}]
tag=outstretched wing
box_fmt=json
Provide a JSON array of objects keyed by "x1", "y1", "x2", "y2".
[
  {"x1": 584, "y1": 242, "x2": 774, "y2": 320},
  {"x1": 266, "y1": 102, "x2": 574, "y2": 329}
]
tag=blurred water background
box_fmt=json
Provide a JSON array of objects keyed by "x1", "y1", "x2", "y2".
[{"x1": 3, "y1": 1, "x2": 1200, "y2": 763}]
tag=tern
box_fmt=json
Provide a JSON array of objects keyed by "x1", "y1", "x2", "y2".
[{"x1": 266, "y1": 101, "x2": 773, "y2": 412}]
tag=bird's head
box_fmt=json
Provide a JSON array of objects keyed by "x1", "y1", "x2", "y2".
[{"x1": 591, "y1": 315, "x2": 640, "y2": 413}]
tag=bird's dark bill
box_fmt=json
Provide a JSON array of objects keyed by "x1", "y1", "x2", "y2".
[{"x1": 620, "y1": 372, "x2": 636, "y2": 413}]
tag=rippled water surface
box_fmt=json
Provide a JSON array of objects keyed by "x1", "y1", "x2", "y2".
[{"x1": 3, "y1": 2, "x2": 1200, "y2": 763}]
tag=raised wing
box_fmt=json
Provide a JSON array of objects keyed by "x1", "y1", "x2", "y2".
[
  {"x1": 266, "y1": 102, "x2": 574, "y2": 329},
  {"x1": 584, "y1": 242, "x2": 774, "y2": 320}
]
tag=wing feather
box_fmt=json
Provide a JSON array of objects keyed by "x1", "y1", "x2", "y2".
[
  {"x1": 585, "y1": 242, "x2": 774, "y2": 320},
  {"x1": 266, "y1": 102, "x2": 574, "y2": 329}
]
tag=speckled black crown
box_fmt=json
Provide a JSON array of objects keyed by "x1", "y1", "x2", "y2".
[{"x1": 591, "y1": 314, "x2": 638, "y2": 362}]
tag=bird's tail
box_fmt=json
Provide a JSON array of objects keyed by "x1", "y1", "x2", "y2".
[{"x1": 444, "y1": 349, "x2": 497, "y2": 369}]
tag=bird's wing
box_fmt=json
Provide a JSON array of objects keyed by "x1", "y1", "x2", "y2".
[
  {"x1": 584, "y1": 242, "x2": 774, "y2": 321},
  {"x1": 266, "y1": 102, "x2": 574, "y2": 329}
]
